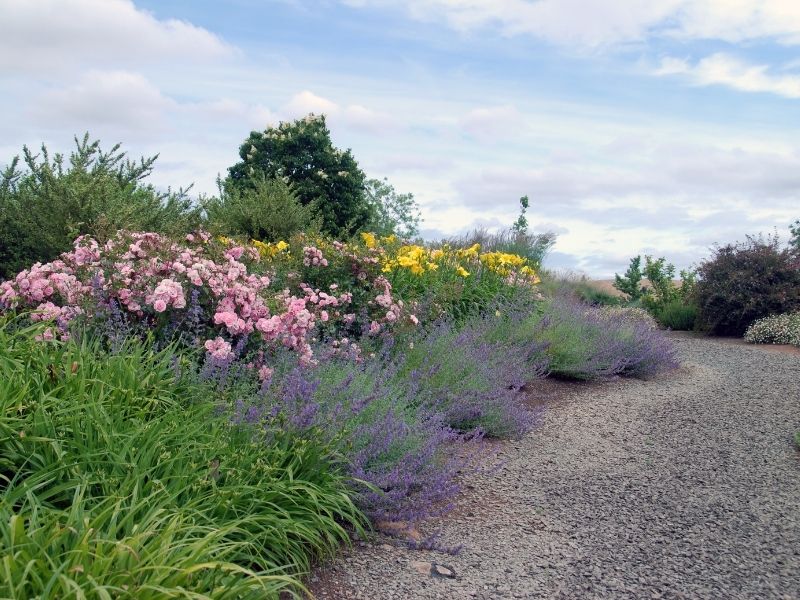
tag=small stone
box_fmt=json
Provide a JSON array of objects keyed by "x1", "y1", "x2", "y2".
[
  {"x1": 432, "y1": 563, "x2": 456, "y2": 578},
  {"x1": 411, "y1": 560, "x2": 432, "y2": 576},
  {"x1": 380, "y1": 543, "x2": 393, "y2": 551}
]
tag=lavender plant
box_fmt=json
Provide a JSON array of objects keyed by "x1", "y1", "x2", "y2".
[{"x1": 531, "y1": 297, "x2": 678, "y2": 380}]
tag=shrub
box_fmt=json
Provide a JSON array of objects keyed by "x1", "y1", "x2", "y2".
[
  {"x1": 531, "y1": 298, "x2": 678, "y2": 380},
  {"x1": 654, "y1": 298, "x2": 697, "y2": 330},
  {"x1": 378, "y1": 237, "x2": 542, "y2": 321},
  {"x1": 249, "y1": 354, "x2": 468, "y2": 523},
  {"x1": 0, "y1": 319, "x2": 365, "y2": 598},
  {"x1": 0, "y1": 231, "x2": 418, "y2": 364},
  {"x1": 694, "y1": 235, "x2": 800, "y2": 336},
  {"x1": 227, "y1": 114, "x2": 371, "y2": 237},
  {"x1": 395, "y1": 313, "x2": 547, "y2": 438},
  {"x1": 203, "y1": 176, "x2": 322, "y2": 242},
  {"x1": 614, "y1": 255, "x2": 646, "y2": 301},
  {"x1": 744, "y1": 312, "x2": 800, "y2": 346},
  {"x1": 0, "y1": 134, "x2": 199, "y2": 279}
]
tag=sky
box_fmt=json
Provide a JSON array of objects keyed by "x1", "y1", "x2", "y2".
[{"x1": 2, "y1": 0, "x2": 800, "y2": 276}]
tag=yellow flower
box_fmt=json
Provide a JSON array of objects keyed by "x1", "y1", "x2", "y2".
[
  {"x1": 479, "y1": 251, "x2": 527, "y2": 276},
  {"x1": 520, "y1": 265, "x2": 541, "y2": 284},
  {"x1": 276, "y1": 240, "x2": 289, "y2": 251},
  {"x1": 457, "y1": 243, "x2": 481, "y2": 259},
  {"x1": 381, "y1": 234, "x2": 398, "y2": 245},
  {"x1": 456, "y1": 265, "x2": 470, "y2": 277},
  {"x1": 426, "y1": 262, "x2": 439, "y2": 271},
  {"x1": 361, "y1": 232, "x2": 377, "y2": 249}
]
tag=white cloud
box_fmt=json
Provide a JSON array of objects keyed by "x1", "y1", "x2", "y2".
[
  {"x1": 31, "y1": 70, "x2": 174, "y2": 132},
  {"x1": 283, "y1": 90, "x2": 340, "y2": 117},
  {"x1": 343, "y1": 0, "x2": 800, "y2": 47},
  {"x1": 185, "y1": 99, "x2": 277, "y2": 130},
  {"x1": 0, "y1": 0, "x2": 235, "y2": 72},
  {"x1": 341, "y1": 104, "x2": 394, "y2": 133},
  {"x1": 460, "y1": 105, "x2": 525, "y2": 141},
  {"x1": 655, "y1": 53, "x2": 800, "y2": 99},
  {"x1": 282, "y1": 90, "x2": 395, "y2": 133}
]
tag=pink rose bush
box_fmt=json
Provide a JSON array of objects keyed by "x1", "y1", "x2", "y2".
[{"x1": 0, "y1": 231, "x2": 419, "y2": 365}]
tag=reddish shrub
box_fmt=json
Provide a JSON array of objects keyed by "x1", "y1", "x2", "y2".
[{"x1": 694, "y1": 235, "x2": 800, "y2": 336}]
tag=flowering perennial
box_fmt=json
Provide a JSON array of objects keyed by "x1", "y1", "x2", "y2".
[{"x1": 0, "y1": 231, "x2": 417, "y2": 365}]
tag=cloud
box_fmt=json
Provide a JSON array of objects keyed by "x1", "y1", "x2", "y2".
[
  {"x1": 282, "y1": 90, "x2": 395, "y2": 133},
  {"x1": 0, "y1": 0, "x2": 235, "y2": 72},
  {"x1": 31, "y1": 70, "x2": 174, "y2": 133},
  {"x1": 342, "y1": 0, "x2": 800, "y2": 48},
  {"x1": 372, "y1": 153, "x2": 455, "y2": 174},
  {"x1": 283, "y1": 90, "x2": 340, "y2": 117},
  {"x1": 460, "y1": 105, "x2": 525, "y2": 141},
  {"x1": 186, "y1": 99, "x2": 277, "y2": 130},
  {"x1": 655, "y1": 53, "x2": 800, "y2": 99},
  {"x1": 453, "y1": 141, "x2": 800, "y2": 217}
]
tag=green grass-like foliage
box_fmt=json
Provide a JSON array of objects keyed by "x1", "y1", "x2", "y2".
[
  {"x1": 654, "y1": 298, "x2": 697, "y2": 331},
  {"x1": 0, "y1": 319, "x2": 365, "y2": 599}
]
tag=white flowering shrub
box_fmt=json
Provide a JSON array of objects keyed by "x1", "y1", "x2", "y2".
[{"x1": 744, "y1": 312, "x2": 800, "y2": 347}]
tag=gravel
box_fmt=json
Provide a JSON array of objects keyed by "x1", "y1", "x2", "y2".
[{"x1": 308, "y1": 333, "x2": 800, "y2": 599}]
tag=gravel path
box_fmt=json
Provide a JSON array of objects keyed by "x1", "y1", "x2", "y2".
[{"x1": 309, "y1": 334, "x2": 800, "y2": 599}]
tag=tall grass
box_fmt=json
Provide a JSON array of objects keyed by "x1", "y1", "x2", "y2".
[
  {"x1": 442, "y1": 227, "x2": 556, "y2": 267},
  {"x1": 0, "y1": 318, "x2": 366, "y2": 598}
]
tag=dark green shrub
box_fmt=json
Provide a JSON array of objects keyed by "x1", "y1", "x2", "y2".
[
  {"x1": 694, "y1": 235, "x2": 800, "y2": 336},
  {"x1": 228, "y1": 114, "x2": 371, "y2": 237},
  {"x1": 0, "y1": 134, "x2": 200, "y2": 279},
  {"x1": 655, "y1": 298, "x2": 697, "y2": 330},
  {"x1": 203, "y1": 176, "x2": 322, "y2": 242}
]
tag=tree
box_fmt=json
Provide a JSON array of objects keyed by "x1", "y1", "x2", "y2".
[
  {"x1": 512, "y1": 195, "x2": 529, "y2": 234},
  {"x1": 790, "y1": 219, "x2": 800, "y2": 250},
  {"x1": 227, "y1": 114, "x2": 371, "y2": 238},
  {"x1": 613, "y1": 256, "x2": 646, "y2": 301},
  {"x1": 0, "y1": 134, "x2": 199, "y2": 279},
  {"x1": 363, "y1": 177, "x2": 421, "y2": 239}
]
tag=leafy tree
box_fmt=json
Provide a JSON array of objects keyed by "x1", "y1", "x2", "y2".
[
  {"x1": 0, "y1": 134, "x2": 199, "y2": 279},
  {"x1": 790, "y1": 219, "x2": 800, "y2": 250},
  {"x1": 613, "y1": 256, "x2": 646, "y2": 301},
  {"x1": 203, "y1": 176, "x2": 322, "y2": 242},
  {"x1": 363, "y1": 177, "x2": 421, "y2": 239},
  {"x1": 227, "y1": 114, "x2": 371, "y2": 237}
]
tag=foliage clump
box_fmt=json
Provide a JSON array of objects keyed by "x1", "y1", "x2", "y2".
[
  {"x1": 203, "y1": 176, "x2": 322, "y2": 242},
  {"x1": 363, "y1": 177, "x2": 422, "y2": 239},
  {"x1": 0, "y1": 134, "x2": 199, "y2": 279},
  {"x1": 0, "y1": 319, "x2": 364, "y2": 598},
  {"x1": 614, "y1": 255, "x2": 697, "y2": 330},
  {"x1": 694, "y1": 235, "x2": 800, "y2": 336}
]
